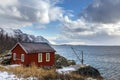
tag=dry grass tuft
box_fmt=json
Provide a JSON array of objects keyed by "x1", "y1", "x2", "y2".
[
  {"x1": 7, "y1": 64, "x2": 58, "y2": 79},
  {"x1": 0, "y1": 64, "x2": 97, "y2": 80},
  {"x1": 0, "y1": 65, "x2": 8, "y2": 71}
]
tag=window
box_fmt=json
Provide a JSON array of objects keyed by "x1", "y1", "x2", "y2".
[
  {"x1": 46, "y1": 53, "x2": 50, "y2": 62},
  {"x1": 38, "y1": 53, "x2": 42, "y2": 62},
  {"x1": 21, "y1": 54, "x2": 24, "y2": 62},
  {"x1": 13, "y1": 53, "x2": 16, "y2": 60}
]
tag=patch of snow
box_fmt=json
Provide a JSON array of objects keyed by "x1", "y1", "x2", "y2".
[
  {"x1": 6, "y1": 64, "x2": 20, "y2": 68},
  {"x1": 27, "y1": 77, "x2": 37, "y2": 80},
  {"x1": 0, "y1": 71, "x2": 19, "y2": 80},
  {"x1": 3, "y1": 28, "x2": 15, "y2": 37},
  {"x1": 56, "y1": 64, "x2": 90, "y2": 74},
  {"x1": 86, "y1": 77, "x2": 97, "y2": 80},
  {"x1": 28, "y1": 35, "x2": 34, "y2": 41},
  {"x1": 57, "y1": 67, "x2": 76, "y2": 74},
  {"x1": 0, "y1": 65, "x2": 38, "y2": 80},
  {"x1": 0, "y1": 71, "x2": 38, "y2": 80}
]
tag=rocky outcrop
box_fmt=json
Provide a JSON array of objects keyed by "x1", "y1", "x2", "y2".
[
  {"x1": 54, "y1": 54, "x2": 76, "y2": 68},
  {"x1": 57, "y1": 64, "x2": 103, "y2": 79},
  {"x1": 73, "y1": 65, "x2": 103, "y2": 79},
  {"x1": 0, "y1": 53, "x2": 11, "y2": 65}
]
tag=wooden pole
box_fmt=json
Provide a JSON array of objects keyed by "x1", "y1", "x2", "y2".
[
  {"x1": 81, "y1": 51, "x2": 84, "y2": 64},
  {"x1": 71, "y1": 47, "x2": 81, "y2": 63},
  {"x1": 71, "y1": 47, "x2": 84, "y2": 65}
]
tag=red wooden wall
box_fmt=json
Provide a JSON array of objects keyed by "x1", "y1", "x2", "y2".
[{"x1": 11, "y1": 44, "x2": 55, "y2": 67}]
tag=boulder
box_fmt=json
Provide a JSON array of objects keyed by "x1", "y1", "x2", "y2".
[
  {"x1": 74, "y1": 65, "x2": 103, "y2": 79},
  {"x1": 0, "y1": 54, "x2": 12, "y2": 65},
  {"x1": 1, "y1": 58, "x2": 11, "y2": 65},
  {"x1": 54, "y1": 54, "x2": 76, "y2": 68},
  {"x1": 67, "y1": 60, "x2": 76, "y2": 66}
]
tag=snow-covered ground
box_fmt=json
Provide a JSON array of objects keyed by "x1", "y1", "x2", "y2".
[
  {"x1": 57, "y1": 67, "x2": 76, "y2": 74},
  {"x1": 0, "y1": 71, "x2": 96, "y2": 80},
  {"x1": 0, "y1": 71, "x2": 20, "y2": 80},
  {"x1": 56, "y1": 64, "x2": 89, "y2": 74},
  {"x1": 56, "y1": 65, "x2": 97, "y2": 80},
  {"x1": 0, "y1": 65, "x2": 37, "y2": 80},
  {"x1": 6, "y1": 64, "x2": 20, "y2": 68},
  {"x1": 0, "y1": 65, "x2": 20, "y2": 80},
  {"x1": 0, "y1": 71, "x2": 37, "y2": 80}
]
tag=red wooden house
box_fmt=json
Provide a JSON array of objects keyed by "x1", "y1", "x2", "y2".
[{"x1": 11, "y1": 42, "x2": 56, "y2": 67}]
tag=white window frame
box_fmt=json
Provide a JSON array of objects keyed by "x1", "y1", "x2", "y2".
[
  {"x1": 38, "y1": 53, "x2": 42, "y2": 62},
  {"x1": 13, "y1": 53, "x2": 16, "y2": 61},
  {"x1": 46, "y1": 53, "x2": 50, "y2": 62},
  {"x1": 21, "y1": 54, "x2": 24, "y2": 62}
]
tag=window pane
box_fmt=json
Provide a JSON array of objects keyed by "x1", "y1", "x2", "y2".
[
  {"x1": 13, "y1": 53, "x2": 16, "y2": 60},
  {"x1": 38, "y1": 53, "x2": 42, "y2": 62},
  {"x1": 46, "y1": 53, "x2": 50, "y2": 62},
  {"x1": 21, "y1": 54, "x2": 24, "y2": 62}
]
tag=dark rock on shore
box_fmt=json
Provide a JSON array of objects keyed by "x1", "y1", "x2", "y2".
[
  {"x1": 1, "y1": 58, "x2": 11, "y2": 65},
  {"x1": 72, "y1": 65, "x2": 103, "y2": 79},
  {"x1": 0, "y1": 54, "x2": 12, "y2": 65},
  {"x1": 54, "y1": 54, "x2": 76, "y2": 68}
]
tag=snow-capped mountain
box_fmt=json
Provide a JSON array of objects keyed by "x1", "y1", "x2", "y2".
[{"x1": 0, "y1": 28, "x2": 49, "y2": 43}]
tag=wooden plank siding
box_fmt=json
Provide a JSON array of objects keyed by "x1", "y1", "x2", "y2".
[{"x1": 11, "y1": 44, "x2": 55, "y2": 67}]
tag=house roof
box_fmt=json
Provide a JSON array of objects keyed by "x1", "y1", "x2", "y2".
[{"x1": 19, "y1": 42, "x2": 56, "y2": 53}]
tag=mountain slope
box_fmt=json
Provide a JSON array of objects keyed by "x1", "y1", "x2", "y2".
[
  {"x1": 0, "y1": 28, "x2": 49, "y2": 43},
  {"x1": 0, "y1": 28, "x2": 49, "y2": 54}
]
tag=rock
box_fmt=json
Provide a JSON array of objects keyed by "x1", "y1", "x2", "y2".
[
  {"x1": 54, "y1": 54, "x2": 76, "y2": 68},
  {"x1": 1, "y1": 58, "x2": 11, "y2": 65},
  {"x1": 57, "y1": 64, "x2": 103, "y2": 79},
  {"x1": 67, "y1": 60, "x2": 76, "y2": 66},
  {"x1": 0, "y1": 54, "x2": 12, "y2": 65},
  {"x1": 74, "y1": 65, "x2": 103, "y2": 79}
]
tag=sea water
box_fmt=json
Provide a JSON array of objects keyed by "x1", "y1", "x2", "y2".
[{"x1": 53, "y1": 45, "x2": 120, "y2": 80}]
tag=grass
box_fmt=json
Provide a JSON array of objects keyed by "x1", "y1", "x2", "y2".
[
  {"x1": 0, "y1": 65, "x2": 7, "y2": 71},
  {"x1": 8, "y1": 64, "x2": 84, "y2": 80},
  {"x1": 0, "y1": 64, "x2": 84, "y2": 80},
  {"x1": 8, "y1": 65, "x2": 57, "y2": 79},
  {"x1": 0, "y1": 64, "x2": 103, "y2": 80}
]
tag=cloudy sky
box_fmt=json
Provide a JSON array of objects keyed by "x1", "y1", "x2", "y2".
[{"x1": 1, "y1": 0, "x2": 120, "y2": 45}]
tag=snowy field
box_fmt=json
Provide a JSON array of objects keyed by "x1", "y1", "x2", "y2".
[
  {"x1": 0, "y1": 71, "x2": 37, "y2": 80},
  {"x1": 0, "y1": 65, "x2": 37, "y2": 80}
]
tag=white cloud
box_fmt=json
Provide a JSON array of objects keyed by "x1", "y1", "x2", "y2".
[
  {"x1": 45, "y1": 36, "x2": 58, "y2": 45},
  {"x1": 0, "y1": 0, "x2": 18, "y2": 7},
  {"x1": 58, "y1": 15, "x2": 120, "y2": 45},
  {"x1": 52, "y1": 0, "x2": 120, "y2": 45},
  {"x1": 1, "y1": 0, "x2": 120, "y2": 45},
  {"x1": 62, "y1": 42, "x2": 85, "y2": 45},
  {"x1": 0, "y1": 0, "x2": 64, "y2": 29},
  {"x1": 82, "y1": 0, "x2": 120, "y2": 23}
]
